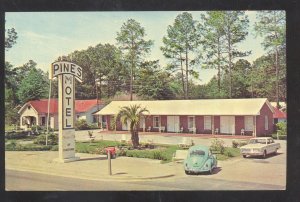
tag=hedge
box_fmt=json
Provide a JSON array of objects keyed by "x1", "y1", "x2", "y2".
[
  {"x1": 5, "y1": 131, "x2": 29, "y2": 139},
  {"x1": 33, "y1": 133, "x2": 58, "y2": 145},
  {"x1": 5, "y1": 141, "x2": 54, "y2": 151}
]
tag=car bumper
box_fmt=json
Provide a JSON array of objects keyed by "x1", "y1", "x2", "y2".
[
  {"x1": 242, "y1": 152, "x2": 263, "y2": 156},
  {"x1": 185, "y1": 167, "x2": 210, "y2": 173}
]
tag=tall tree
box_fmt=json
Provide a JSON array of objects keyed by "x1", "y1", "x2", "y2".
[
  {"x1": 5, "y1": 27, "x2": 18, "y2": 51},
  {"x1": 116, "y1": 19, "x2": 153, "y2": 101},
  {"x1": 67, "y1": 49, "x2": 96, "y2": 99},
  {"x1": 161, "y1": 12, "x2": 200, "y2": 99},
  {"x1": 135, "y1": 60, "x2": 176, "y2": 100},
  {"x1": 254, "y1": 11, "x2": 286, "y2": 107},
  {"x1": 199, "y1": 11, "x2": 227, "y2": 94},
  {"x1": 222, "y1": 11, "x2": 250, "y2": 98},
  {"x1": 17, "y1": 68, "x2": 48, "y2": 103},
  {"x1": 116, "y1": 105, "x2": 149, "y2": 148},
  {"x1": 230, "y1": 59, "x2": 252, "y2": 98},
  {"x1": 5, "y1": 62, "x2": 19, "y2": 105}
]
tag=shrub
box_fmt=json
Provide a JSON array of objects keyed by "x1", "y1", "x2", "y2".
[
  {"x1": 224, "y1": 150, "x2": 234, "y2": 157},
  {"x1": 5, "y1": 141, "x2": 53, "y2": 151},
  {"x1": 5, "y1": 131, "x2": 29, "y2": 139},
  {"x1": 116, "y1": 148, "x2": 127, "y2": 156},
  {"x1": 34, "y1": 133, "x2": 58, "y2": 145},
  {"x1": 75, "y1": 119, "x2": 90, "y2": 130},
  {"x1": 232, "y1": 140, "x2": 239, "y2": 148},
  {"x1": 75, "y1": 119, "x2": 99, "y2": 130},
  {"x1": 51, "y1": 145, "x2": 59, "y2": 151},
  {"x1": 153, "y1": 150, "x2": 168, "y2": 161},
  {"x1": 239, "y1": 141, "x2": 247, "y2": 147},
  {"x1": 6, "y1": 140, "x2": 18, "y2": 150},
  {"x1": 210, "y1": 139, "x2": 225, "y2": 154},
  {"x1": 276, "y1": 122, "x2": 287, "y2": 136},
  {"x1": 31, "y1": 125, "x2": 42, "y2": 132},
  {"x1": 272, "y1": 134, "x2": 287, "y2": 140}
]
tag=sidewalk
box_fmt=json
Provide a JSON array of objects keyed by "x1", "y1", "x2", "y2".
[
  {"x1": 5, "y1": 151, "x2": 179, "y2": 181},
  {"x1": 75, "y1": 129, "x2": 253, "y2": 147}
]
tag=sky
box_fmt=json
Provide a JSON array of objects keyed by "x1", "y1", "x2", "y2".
[{"x1": 5, "y1": 11, "x2": 268, "y2": 84}]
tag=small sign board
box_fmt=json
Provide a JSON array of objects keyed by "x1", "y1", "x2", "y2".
[{"x1": 50, "y1": 61, "x2": 82, "y2": 82}]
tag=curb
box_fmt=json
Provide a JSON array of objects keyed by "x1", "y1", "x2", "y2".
[{"x1": 6, "y1": 167, "x2": 176, "y2": 182}]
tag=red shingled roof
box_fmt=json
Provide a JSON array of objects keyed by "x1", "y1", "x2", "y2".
[
  {"x1": 75, "y1": 99, "x2": 100, "y2": 113},
  {"x1": 28, "y1": 99, "x2": 58, "y2": 114},
  {"x1": 273, "y1": 107, "x2": 287, "y2": 119},
  {"x1": 21, "y1": 99, "x2": 101, "y2": 114}
]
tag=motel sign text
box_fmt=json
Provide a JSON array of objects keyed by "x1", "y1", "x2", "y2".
[{"x1": 50, "y1": 61, "x2": 82, "y2": 162}]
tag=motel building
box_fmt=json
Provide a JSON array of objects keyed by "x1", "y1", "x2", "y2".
[
  {"x1": 18, "y1": 99, "x2": 104, "y2": 131},
  {"x1": 95, "y1": 98, "x2": 275, "y2": 137}
]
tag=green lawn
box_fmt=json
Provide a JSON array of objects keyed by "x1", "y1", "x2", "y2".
[
  {"x1": 5, "y1": 137, "x2": 241, "y2": 163},
  {"x1": 214, "y1": 147, "x2": 241, "y2": 161},
  {"x1": 5, "y1": 124, "x2": 16, "y2": 131}
]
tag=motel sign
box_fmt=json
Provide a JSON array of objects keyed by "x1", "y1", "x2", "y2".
[{"x1": 50, "y1": 61, "x2": 82, "y2": 162}]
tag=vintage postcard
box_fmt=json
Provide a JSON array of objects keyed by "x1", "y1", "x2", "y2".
[{"x1": 5, "y1": 10, "x2": 286, "y2": 191}]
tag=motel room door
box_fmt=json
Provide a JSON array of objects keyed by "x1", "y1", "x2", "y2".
[
  {"x1": 220, "y1": 116, "x2": 235, "y2": 134},
  {"x1": 167, "y1": 116, "x2": 179, "y2": 132},
  {"x1": 139, "y1": 116, "x2": 145, "y2": 131},
  {"x1": 122, "y1": 120, "x2": 131, "y2": 131}
]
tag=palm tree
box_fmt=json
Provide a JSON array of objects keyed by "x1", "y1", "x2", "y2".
[{"x1": 116, "y1": 104, "x2": 149, "y2": 148}]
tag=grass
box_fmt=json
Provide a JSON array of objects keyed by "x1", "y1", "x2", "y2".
[
  {"x1": 214, "y1": 147, "x2": 241, "y2": 161},
  {"x1": 5, "y1": 124, "x2": 17, "y2": 131},
  {"x1": 75, "y1": 140, "x2": 124, "y2": 154},
  {"x1": 5, "y1": 137, "x2": 241, "y2": 162}
]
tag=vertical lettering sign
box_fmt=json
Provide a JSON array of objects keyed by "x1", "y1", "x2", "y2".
[{"x1": 50, "y1": 61, "x2": 82, "y2": 161}]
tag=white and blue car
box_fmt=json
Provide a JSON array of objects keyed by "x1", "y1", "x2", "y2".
[{"x1": 184, "y1": 145, "x2": 217, "y2": 175}]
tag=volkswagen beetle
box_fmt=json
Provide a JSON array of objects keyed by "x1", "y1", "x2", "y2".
[{"x1": 184, "y1": 145, "x2": 217, "y2": 175}]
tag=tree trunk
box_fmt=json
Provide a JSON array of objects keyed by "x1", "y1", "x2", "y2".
[
  {"x1": 228, "y1": 38, "x2": 232, "y2": 98},
  {"x1": 130, "y1": 60, "x2": 133, "y2": 101},
  {"x1": 180, "y1": 52, "x2": 185, "y2": 99},
  {"x1": 185, "y1": 48, "x2": 189, "y2": 99},
  {"x1": 217, "y1": 37, "x2": 221, "y2": 95},
  {"x1": 275, "y1": 47, "x2": 280, "y2": 108},
  {"x1": 131, "y1": 128, "x2": 139, "y2": 148}
]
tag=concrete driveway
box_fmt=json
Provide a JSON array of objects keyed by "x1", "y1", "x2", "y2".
[{"x1": 74, "y1": 130, "x2": 286, "y2": 188}]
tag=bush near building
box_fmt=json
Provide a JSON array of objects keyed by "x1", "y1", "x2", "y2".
[
  {"x1": 5, "y1": 131, "x2": 29, "y2": 139},
  {"x1": 276, "y1": 122, "x2": 287, "y2": 136},
  {"x1": 75, "y1": 119, "x2": 98, "y2": 130},
  {"x1": 33, "y1": 133, "x2": 58, "y2": 145}
]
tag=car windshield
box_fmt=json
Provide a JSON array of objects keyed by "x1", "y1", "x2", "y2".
[
  {"x1": 190, "y1": 150, "x2": 205, "y2": 156},
  {"x1": 248, "y1": 139, "x2": 267, "y2": 144}
]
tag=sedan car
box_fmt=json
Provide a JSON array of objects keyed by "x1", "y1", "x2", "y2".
[
  {"x1": 184, "y1": 145, "x2": 217, "y2": 175},
  {"x1": 240, "y1": 137, "x2": 280, "y2": 158}
]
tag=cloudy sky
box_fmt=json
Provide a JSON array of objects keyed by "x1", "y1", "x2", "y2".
[{"x1": 5, "y1": 11, "x2": 267, "y2": 84}]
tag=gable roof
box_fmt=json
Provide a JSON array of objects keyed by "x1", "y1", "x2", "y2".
[
  {"x1": 273, "y1": 107, "x2": 287, "y2": 119},
  {"x1": 76, "y1": 99, "x2": 101, "y2": 113},
  {"x1": 18, "y1": 99, "x2": 102, "y2": 114},
  {"x1": 95, "y1": 98, "x2": 273, "y2": 116}
]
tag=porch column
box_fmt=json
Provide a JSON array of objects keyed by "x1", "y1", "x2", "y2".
[
  {"x1": 212, "y1": 115, "x2": 214, "y2": 135},
  {"x1": 159, "y1": 116, "x2": 161, "y2": 133},
  {"x1": 254, "y1": 116, "x2": 257, "y2": 137}
]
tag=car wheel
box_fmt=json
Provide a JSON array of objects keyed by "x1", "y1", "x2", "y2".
[
  {"x1": 209, "y1": 167, "x2": 213, "y2": 175},
  {"x1": 263, "y1": 150, "x2": 267, "y2": 159},
  {"x1": 243, "y1": 155, "x2": 247, "y2": 158},
  {"x1": 185, "y1": 170, "x2": 190, "y2": 175},
  {"x1": 112, "y1": 154, "x2": 116, "y2": 159}
]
